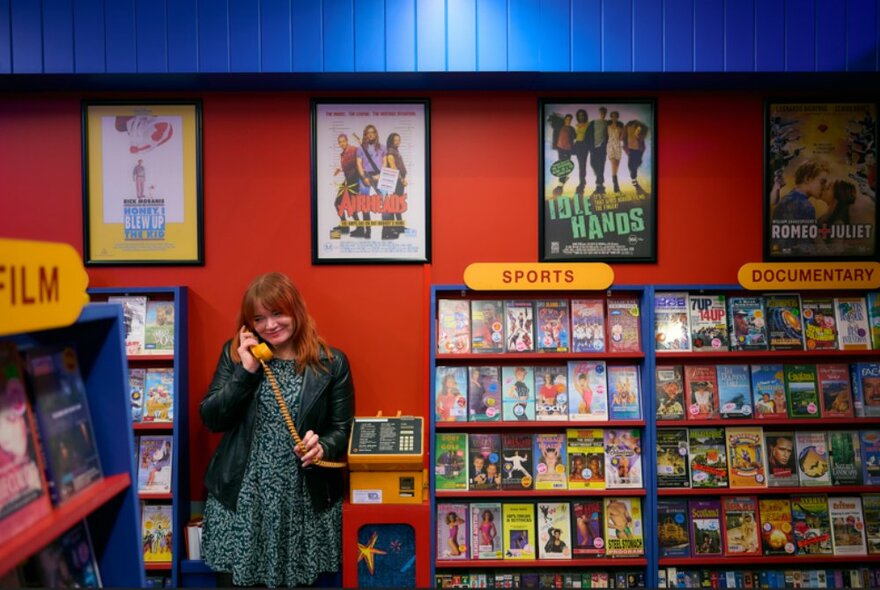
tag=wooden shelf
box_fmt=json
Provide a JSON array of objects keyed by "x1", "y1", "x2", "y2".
[
  {"x1": 0, "y1": 474, "x2": 130, "y2": 577},
  {"x1": 436, "y1": 420, "x2": 645, "y2": 430},
  {"x1": 660, "y1": 554, "x2": 880, "y2": 566},
  {"x1": 656, "y1": 417, "x2": 880, "y2": 427},
  {"x1": 435, "y1": 351, "x2": 645, "y2": 361},
  {"x1": 133, "y1": 421, "x2": 175, "y2": 432},
  {"x1": 438, "y1": 488, "x2": 647, "y2": 499},
  {"x1": 128, "y1": 354, "x2": 175, "y2": 362},
  {"x1": 655, "y1": 349, "x2": 878, "y2": 361},
  {"x1": 139, "y1": 492, "x2": 173, "y2": 500},
  {"x1": 657, "y1": 485, "x2": 877, "y2": 496},
  {"x1": 436, "y1": 557, "x2": 647, "y2": 568}
]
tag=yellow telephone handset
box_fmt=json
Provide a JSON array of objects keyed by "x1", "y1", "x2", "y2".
[
  {"x1": 250, "y1": 342, "x2": 345, "y2": 469},
  {"x1": 250, "y1": 342, "x2": 274, "y2": 362}
]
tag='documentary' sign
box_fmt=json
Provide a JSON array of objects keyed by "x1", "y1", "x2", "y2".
[
  {"x1": 738, "y1": 262, "x2": 880, "y2": 290},
  {"x1": 464, "y1": 263, "x2": 614, "y2": 291},
  {"x1": 0, "y1": 238, "x2": 90, "y2": 336}
]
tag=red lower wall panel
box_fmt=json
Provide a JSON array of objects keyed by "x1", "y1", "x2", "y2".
[
  {"x1": 0, "y1": 90, "x2": 764, "y2": 501},
  {"x1": 342, "y1": 501, "x2": 431, "y2": 588}
]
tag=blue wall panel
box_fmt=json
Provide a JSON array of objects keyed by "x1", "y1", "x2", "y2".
[
  {"x1": 43, "y1": 0, "x2": 73, "y2": 73},
  {"x1": 136, "y1": 0, "x2": 167, "y2": 73},
  {"x1": 384, "y1": 0, "x2": 414, "y2": 71},
  {"x1": 537, "y1": 0, "x2": 569, "y2": 72},
  {"x1": 261, "y1": 0, "x2": 291, "y2": 72},
  {"x1": 196, "y1": 0, "x2": 229, "y2": 72},
  {"x1": 785, "y1": 0, "x2": 814, "y2": 71},
  {"x1": 0, "y1": 0, "x2": 9, "y2": 73},
  {"x1": 292, "y1": 0, "x2": 321, "y2": 71},
  {"x1": 354, "y1": 0, "x2": 384, "y2": 71},
  {"x1": 602, "y1": 0, "x2": 631, "y2": 71},
  {"x1": 694, "y1": 0, "x2": 722, "y2": 71},
  {"x1": 11, "y1": 0, "x2": 42, "y2": 72},
  {"x1": 724, "y1": 0, "x2": 754, "y2": 71},
  {"x1": 229, "y1": 0, "x2": 259, "y2": 71},
  {"x1": 508, "y1": 0, "x2": 539, "y2": 71},
  {"x1": 417, "y1": 0, "x2": 445, "y2": 71},
  {"x1": 816, "y1": 0, "x2": 845, "y2": 71},
  {"x1": 73, "y1": 0, "x2": 104, "y2": 73},
  {"x1": 105, "y1": 0, "x2": 136, "y2": 73},
  {"x1": 198, "y1": 0, "x2": 229, "y2": 72},
  {"x1": 633, "y1": 0, "x2": 661, "y2": 72},
  {"x1": 324, "y1": 0, "x2": 354, "y2": 72},
  {"x1": 447, "y1": 0, "x2": 476, "y2": 71},
  {"x1": 5, "y1": 0, "x2": 880, "y2": 76},
  {"x1": 571, "y1": 0, "x2": 600, "y2": 71},
  {"x1": 477, "y1": 0, "x2": 506, "y2": 71},
  {"x1": 167, "y1": 0, "x2": 197, "y2": 72},
  {"x1": 848, "y1": 0, "x2": 877, "y2": 70},
  {"x1": 664, "y1": 0, "x2": 692, "y2": 72},
  {"x1": 755, "y1": 0, "x2": 784, "y2": 71}
]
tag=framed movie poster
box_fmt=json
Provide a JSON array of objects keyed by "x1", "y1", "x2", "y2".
[
  {"x1": 311, "y1": 99, "x2": 431, "y2": 264},
  {"x1": 765, "y1": 100, "x2": 877, "y2": 261},
  {"x1": 539, "y1": 99, "x2": 656, "y2": 263},
  {"x1": 82, "y1": 100, "x2": 203, "y2": 265}
]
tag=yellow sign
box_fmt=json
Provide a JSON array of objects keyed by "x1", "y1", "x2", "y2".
[
  {"x1": 464, "y1": 262, "x2": 614, "y2": 291},
  {"x1": 738, "y1": 262, "x2": 880, "y2": 290},
  {"x1": 0, "y1": 238, "x2": 90, "y2": 336}
]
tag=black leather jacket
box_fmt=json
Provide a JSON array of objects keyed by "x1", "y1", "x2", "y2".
[{"x1": 200, "y1": 342, "x2": 354, "y2": 512}]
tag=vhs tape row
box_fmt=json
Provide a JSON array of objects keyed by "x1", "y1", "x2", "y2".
[
  {"x1": 436, "y1": 363, "x2": 642, "y2": 423},
  {"x1": 437, "y1": 429, "x2": 644, "y2": 492},
  {"x1": 657, "y1": 427, "x2": 879, "y2": 489},
  {"x1": 437, "y1": 297, "x2": 641, "y2": 355},
  {"x1": 654, "y1": 291, "x2": 880, "y2": 353},
  {"x1": 655, "y1": 362, "x2": 879, "y2": 421},
  {"x1": 436, "y1": 497, "x2": 644, "y2": 561},
  {"x1": 659, "y1": 566, "x2": 880, "y2": 589},
  {"x1": 658, "y1": 493, "x2": 879, "y2": 558},
  {"x1": 436, "y1": 569, "x2": 646, "y2": 588}
]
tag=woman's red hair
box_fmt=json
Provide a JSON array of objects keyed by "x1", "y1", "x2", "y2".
[{"x1": 229, "y1": 273, "x2": 332, "y2": 373}]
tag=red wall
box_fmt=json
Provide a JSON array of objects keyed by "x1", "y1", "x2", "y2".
[{"x1": 0, "y1": 90, "x2": 763, "y2": 499}]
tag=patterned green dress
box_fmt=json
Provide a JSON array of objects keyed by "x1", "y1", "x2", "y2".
[{"x1": 202, "y1": 358, "x2": 342, "y2": 587}]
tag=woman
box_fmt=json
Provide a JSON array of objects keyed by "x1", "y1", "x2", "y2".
[
  {"x1": 506, "y1": 366, "x2": 531, "y2": 421},
  {"x1": 536, "y1": 443, "x2": 566, "y2": 485},
  {"x1": 538, "y1": 371, "x2": 558, "y2": 405},
  {"x1": 383, "y1": 132, "x2": 408, "y2": 239},
  {"x1": 200, "y1": 272, "x2": 355, "y2": 587},
  {"x1": 819, "y1": 179, "x2": 857, "y2": 227},
  {"x1": 445, "y1": 510, "x2": 467, "y2": 556},
  {"x1": 607, "y1": 111, "x2": 624, "y2": 193},
  {"x1": 436, "y1": 370, "x2": 464, "y2": 422},
  {"x1": 544, "y1": 527, "x2": 567, "y2": 553},
  {"x1": 479, "y1": 509, "x2": 497, "y2": 549},
  {"x1": 573, "y1": 372, "x2": 594, "y2": 415}
]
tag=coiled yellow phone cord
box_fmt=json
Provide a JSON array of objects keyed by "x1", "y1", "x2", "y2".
[{"x1": 252, "y1": 343, "x2": 346, "y2": 468}]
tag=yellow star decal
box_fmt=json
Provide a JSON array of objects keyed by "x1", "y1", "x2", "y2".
[{"x1": 357, "y1": 531, "x2": 387, "y2": 576}]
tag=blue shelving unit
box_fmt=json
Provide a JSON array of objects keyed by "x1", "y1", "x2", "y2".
[
  {"x1": 429, "y1": 284, "x2": 657, "y2": 588},
  {"x1": 2, "y1": 303, "x2": 146, "y2": 587},
  {"x1": 89, "y1": 286, "x2": 188, "y2": 588},
  {"x1": 650, "y1": 284, "x2": 880, "y2": 586}
]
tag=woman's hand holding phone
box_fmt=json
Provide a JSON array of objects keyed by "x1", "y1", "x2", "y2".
[
  {"x1": 295, "y1": 430, "x2": 324, "y2": 467},
  {"x1": 238, "y1": 326, "x2": 261, "y2": 373}
]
